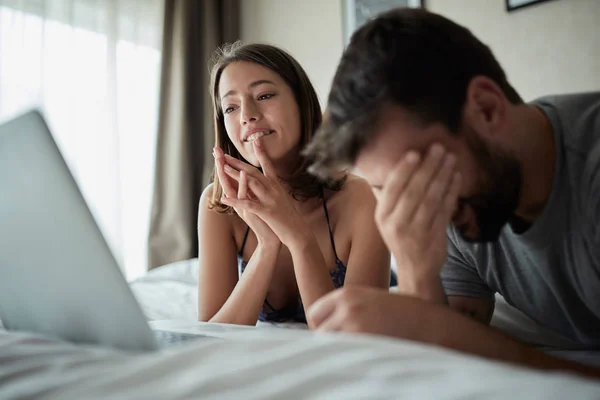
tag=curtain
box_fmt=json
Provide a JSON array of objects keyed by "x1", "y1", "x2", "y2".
[
  {"x1": 0, "y1": 0, "x2": 164, "y2": 281},
  {"x1": 147, "y1": 0, "x2": 240, "y2": 270}
]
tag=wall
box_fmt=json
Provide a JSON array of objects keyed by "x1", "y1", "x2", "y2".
[
  {"x1": 427, "y1": 0, "x2": 600, "y2": 101},
  {"x1": 241, "y1": 0, "x2": 344, "y2": 106},
  {"x1": 241, "y1": 0, "x2": 600, "y2": 105}
]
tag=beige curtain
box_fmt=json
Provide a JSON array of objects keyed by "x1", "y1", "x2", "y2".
[{"x1": 148, "y1": 0, "x2": 240, "y2": 270}]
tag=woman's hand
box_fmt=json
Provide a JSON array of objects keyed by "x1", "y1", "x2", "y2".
[
  {"x1": 214, "y1": 147, "x2": 280, "y2": 249},
  {"x1": 220, "y1": 139, "x2": 310, "y2": 248}
]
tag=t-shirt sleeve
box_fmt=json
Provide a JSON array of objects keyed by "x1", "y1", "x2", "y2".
[
  {"x1": 440, "y1": 228, "x2": 495, "y2": 301},
  {"x1": 582, "y1": 141, "x2": 600, "y2": 266}
]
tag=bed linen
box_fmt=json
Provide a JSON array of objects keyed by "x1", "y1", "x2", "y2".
[
  {"x1": 1, "y1": 258, "x2": 599, "y2": 399},
  {"x1": 3, "y1": 324, "x2": 600, "y2": 399}
]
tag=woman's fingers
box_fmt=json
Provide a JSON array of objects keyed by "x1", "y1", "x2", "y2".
[
  {"x1": 220, "y1": 196, "x2": 261, "y2": 214},
  {"x1": 238, "y1": 170, "x2": 248, "y2": 200},
  {"x1": 253, "y1": 139, "x2": 277, "y2": 180},
  {"x1": 224, "y1": 165, "x2": 268, "y2": 199},
  {"x1": 214, "y1": 147, "x2": 237, "y2": 198},
  {"x1": 223, "y1": 154, "x2": 268, "y2": 184}
]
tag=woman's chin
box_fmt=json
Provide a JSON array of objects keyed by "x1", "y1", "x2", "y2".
[{"x1": 257, "y1": 146, "x2": 287, "y2": 163}]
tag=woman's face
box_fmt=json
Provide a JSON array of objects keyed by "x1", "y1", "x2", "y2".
[{"x1": 218, "y1": 61, "x2": 302, "y2": 167}]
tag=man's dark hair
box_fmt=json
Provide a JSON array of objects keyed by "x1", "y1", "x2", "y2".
[{"x1": 305, "y1": 8, "x2": 522, "y2": 178}]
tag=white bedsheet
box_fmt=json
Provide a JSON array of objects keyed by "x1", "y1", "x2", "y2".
[
  {"x1": 129, "y1": 258, "x2": 200, "y2": 321},
  {"x1": 2, "y1": 258, "x2": 600, "y2": 399},
  {"x1": 2, "y1": 325, "x2": 600, "y2": 399}
]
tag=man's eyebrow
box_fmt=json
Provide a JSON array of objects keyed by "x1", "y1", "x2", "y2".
[{"x1": 221, "y1": 79, "x2": 276, "y2": 100}]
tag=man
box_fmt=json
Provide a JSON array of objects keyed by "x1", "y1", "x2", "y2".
[{"x1": 304, "y1": 8, "x2": 600, "y2": 378}]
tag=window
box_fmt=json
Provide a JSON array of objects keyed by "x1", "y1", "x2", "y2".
[{"x1": 0, "y1": 0, "x2": 164, "y2": 280}]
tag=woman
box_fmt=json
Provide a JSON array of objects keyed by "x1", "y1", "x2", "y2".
[{"x1": 197, "y1": 42, "x2": 393, "y2": 327}]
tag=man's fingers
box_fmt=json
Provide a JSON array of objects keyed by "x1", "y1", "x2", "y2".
[
  {"x1": 306, "y1": 291, "x2": 340, "y2": 328},
  {"x1": 412, "y1": 153, "x2": 456, "y2": 229},
  {"x1": 214, "y1": 147, "x2": 237, "y2": 198},
  {"x1": 315, "y1": 310, "x2": 347, "y2": 332},
  {"x1": 376, "y1": 152, "x2": 421, "y2": 219},
  {"x1": 253, "y1": 139, "x2": 277, "y2": 180},
  {"x1": 393, "y1": 144, "x2": 447, "y2": 226},
  {"x1": 442, "y1": 172, "x2": 462, "y2": 220},
  {"x1": 432, "y1": 172, "x2": 461, "y2": 232}
]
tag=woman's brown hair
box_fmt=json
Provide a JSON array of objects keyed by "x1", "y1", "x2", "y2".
[{"x1": 208, "y1": 42, "x2": 343, "y2": 213}]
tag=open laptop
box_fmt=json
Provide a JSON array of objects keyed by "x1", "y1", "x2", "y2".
[{"x1": 0, "y1": 110, "x2": 207, "y2": 351}]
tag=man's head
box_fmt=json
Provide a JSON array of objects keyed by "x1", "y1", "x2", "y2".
[{"x1": 305, "y1": 8, "x2": 524, "y2": 242}]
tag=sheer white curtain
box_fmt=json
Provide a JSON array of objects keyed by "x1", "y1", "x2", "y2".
[{"x1": 0, "y1": 0, "x2": 164, "y2": 280}]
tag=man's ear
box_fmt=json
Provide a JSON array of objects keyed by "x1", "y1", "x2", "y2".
[{"x1": 462, "y1": 76, "x2": 508, "y2": 139}]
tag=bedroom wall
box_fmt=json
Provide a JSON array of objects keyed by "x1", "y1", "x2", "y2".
[
  {"x1": 240, "y1": 0, "x2": 344, "y2": 106},
  {"x1": 241, "y1": 0, "x2": 600, "y2": 105},
  {"x1": 426, "y1": 0, "x2": 600, "y2": 101}
]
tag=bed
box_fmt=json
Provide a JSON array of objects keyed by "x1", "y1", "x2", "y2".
[{"x1": 1, "y1": 259, "x2": 599, "y2": 399}]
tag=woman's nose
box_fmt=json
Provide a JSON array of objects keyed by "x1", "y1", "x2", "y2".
[{"x1": 241, "y1": 101, "x2": 261, "y2": 124}]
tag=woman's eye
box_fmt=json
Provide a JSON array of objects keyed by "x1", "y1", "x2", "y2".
[
  {"x1": 258, "y1": 93, "x2": 274, "y2": 101},
  {"x1": 223, "y1": 106, "x2": 236, "y2": 114}
]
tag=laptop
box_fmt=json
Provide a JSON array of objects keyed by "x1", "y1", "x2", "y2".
[{"x1": 0, "y1": 110, "x2": 206, "y2": 351}]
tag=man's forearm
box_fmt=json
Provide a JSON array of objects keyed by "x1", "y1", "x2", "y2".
[
  {"x1": 395, "y1": 269, "x2": 447, "y2": 304},
  {"x1": 420, "y1": 301, "x2": 600, "y2": 379}
]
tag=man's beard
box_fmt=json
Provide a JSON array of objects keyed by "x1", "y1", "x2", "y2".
[{"x1": 457, "y1": 132, "x2": 522, "y2": 243}]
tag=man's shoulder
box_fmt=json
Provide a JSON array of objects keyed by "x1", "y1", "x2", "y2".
[
  {"x1": 533, "y1": 91, "x2": 600, "y2": 139},
  {"x1": 534, "y1": 92, "x2": 600, "y2": 176},
  {"x1": 532, "y1": 91, "x2": 600, "y2": 112},
  {"x1": 446, "y1": 225, "x2": 516, "y2": 267}
]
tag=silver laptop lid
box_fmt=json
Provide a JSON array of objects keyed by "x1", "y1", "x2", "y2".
[{"x1": 0, "y1": 110, "x2": 157, "y2": 352}]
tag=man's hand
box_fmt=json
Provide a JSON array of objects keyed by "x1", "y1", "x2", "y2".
[
  {"x1": 375, "y1": 144, "x2": 460, "y2": 301},
  {"x1": 307, "y1": 287, "x2": 425, "y2": 338},
  {"x1": 307, "y1": 287, "x2": 600, "y2": 379}
]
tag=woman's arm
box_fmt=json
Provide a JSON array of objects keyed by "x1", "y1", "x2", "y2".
[
  {"x1": 207, "y1": 244, "x2": 280, "y2": 325},
  {"x1": 220, "y1": 143, "x2": 390, "y2": 326},
  {"x1": 197, "y1": 184, "x2": 280, "y2": 326},
  {"x1": 288, "y1": 178, "x2": 391, "y2": 318},
  {"x1": 220, "y1": 143, "x2": 336, "y2": 320},
  {"x1": 338, "y1": 178, "x2": 391, "y2": 289},
  {"x1": 286, "y1": 227, "x2": 336, "y2": 317}
]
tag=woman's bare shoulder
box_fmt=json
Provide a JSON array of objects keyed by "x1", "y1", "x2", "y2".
[
  {"x1": 199, "y1": 183, "x2": 216, "y2": 212},
  {"x1": 326, "y1": 174, "x2": 376, "y2": 216},
  {"x1": 337, "y1": 174, "x2": 375, "y2": 202},
  {"x1": 198, "y1": 184, "x2": 237, "y2": 226}
]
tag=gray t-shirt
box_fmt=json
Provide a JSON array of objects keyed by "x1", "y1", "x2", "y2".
[{"x1": 441, "y1": 92, "x2": 600, "y2": 346}]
